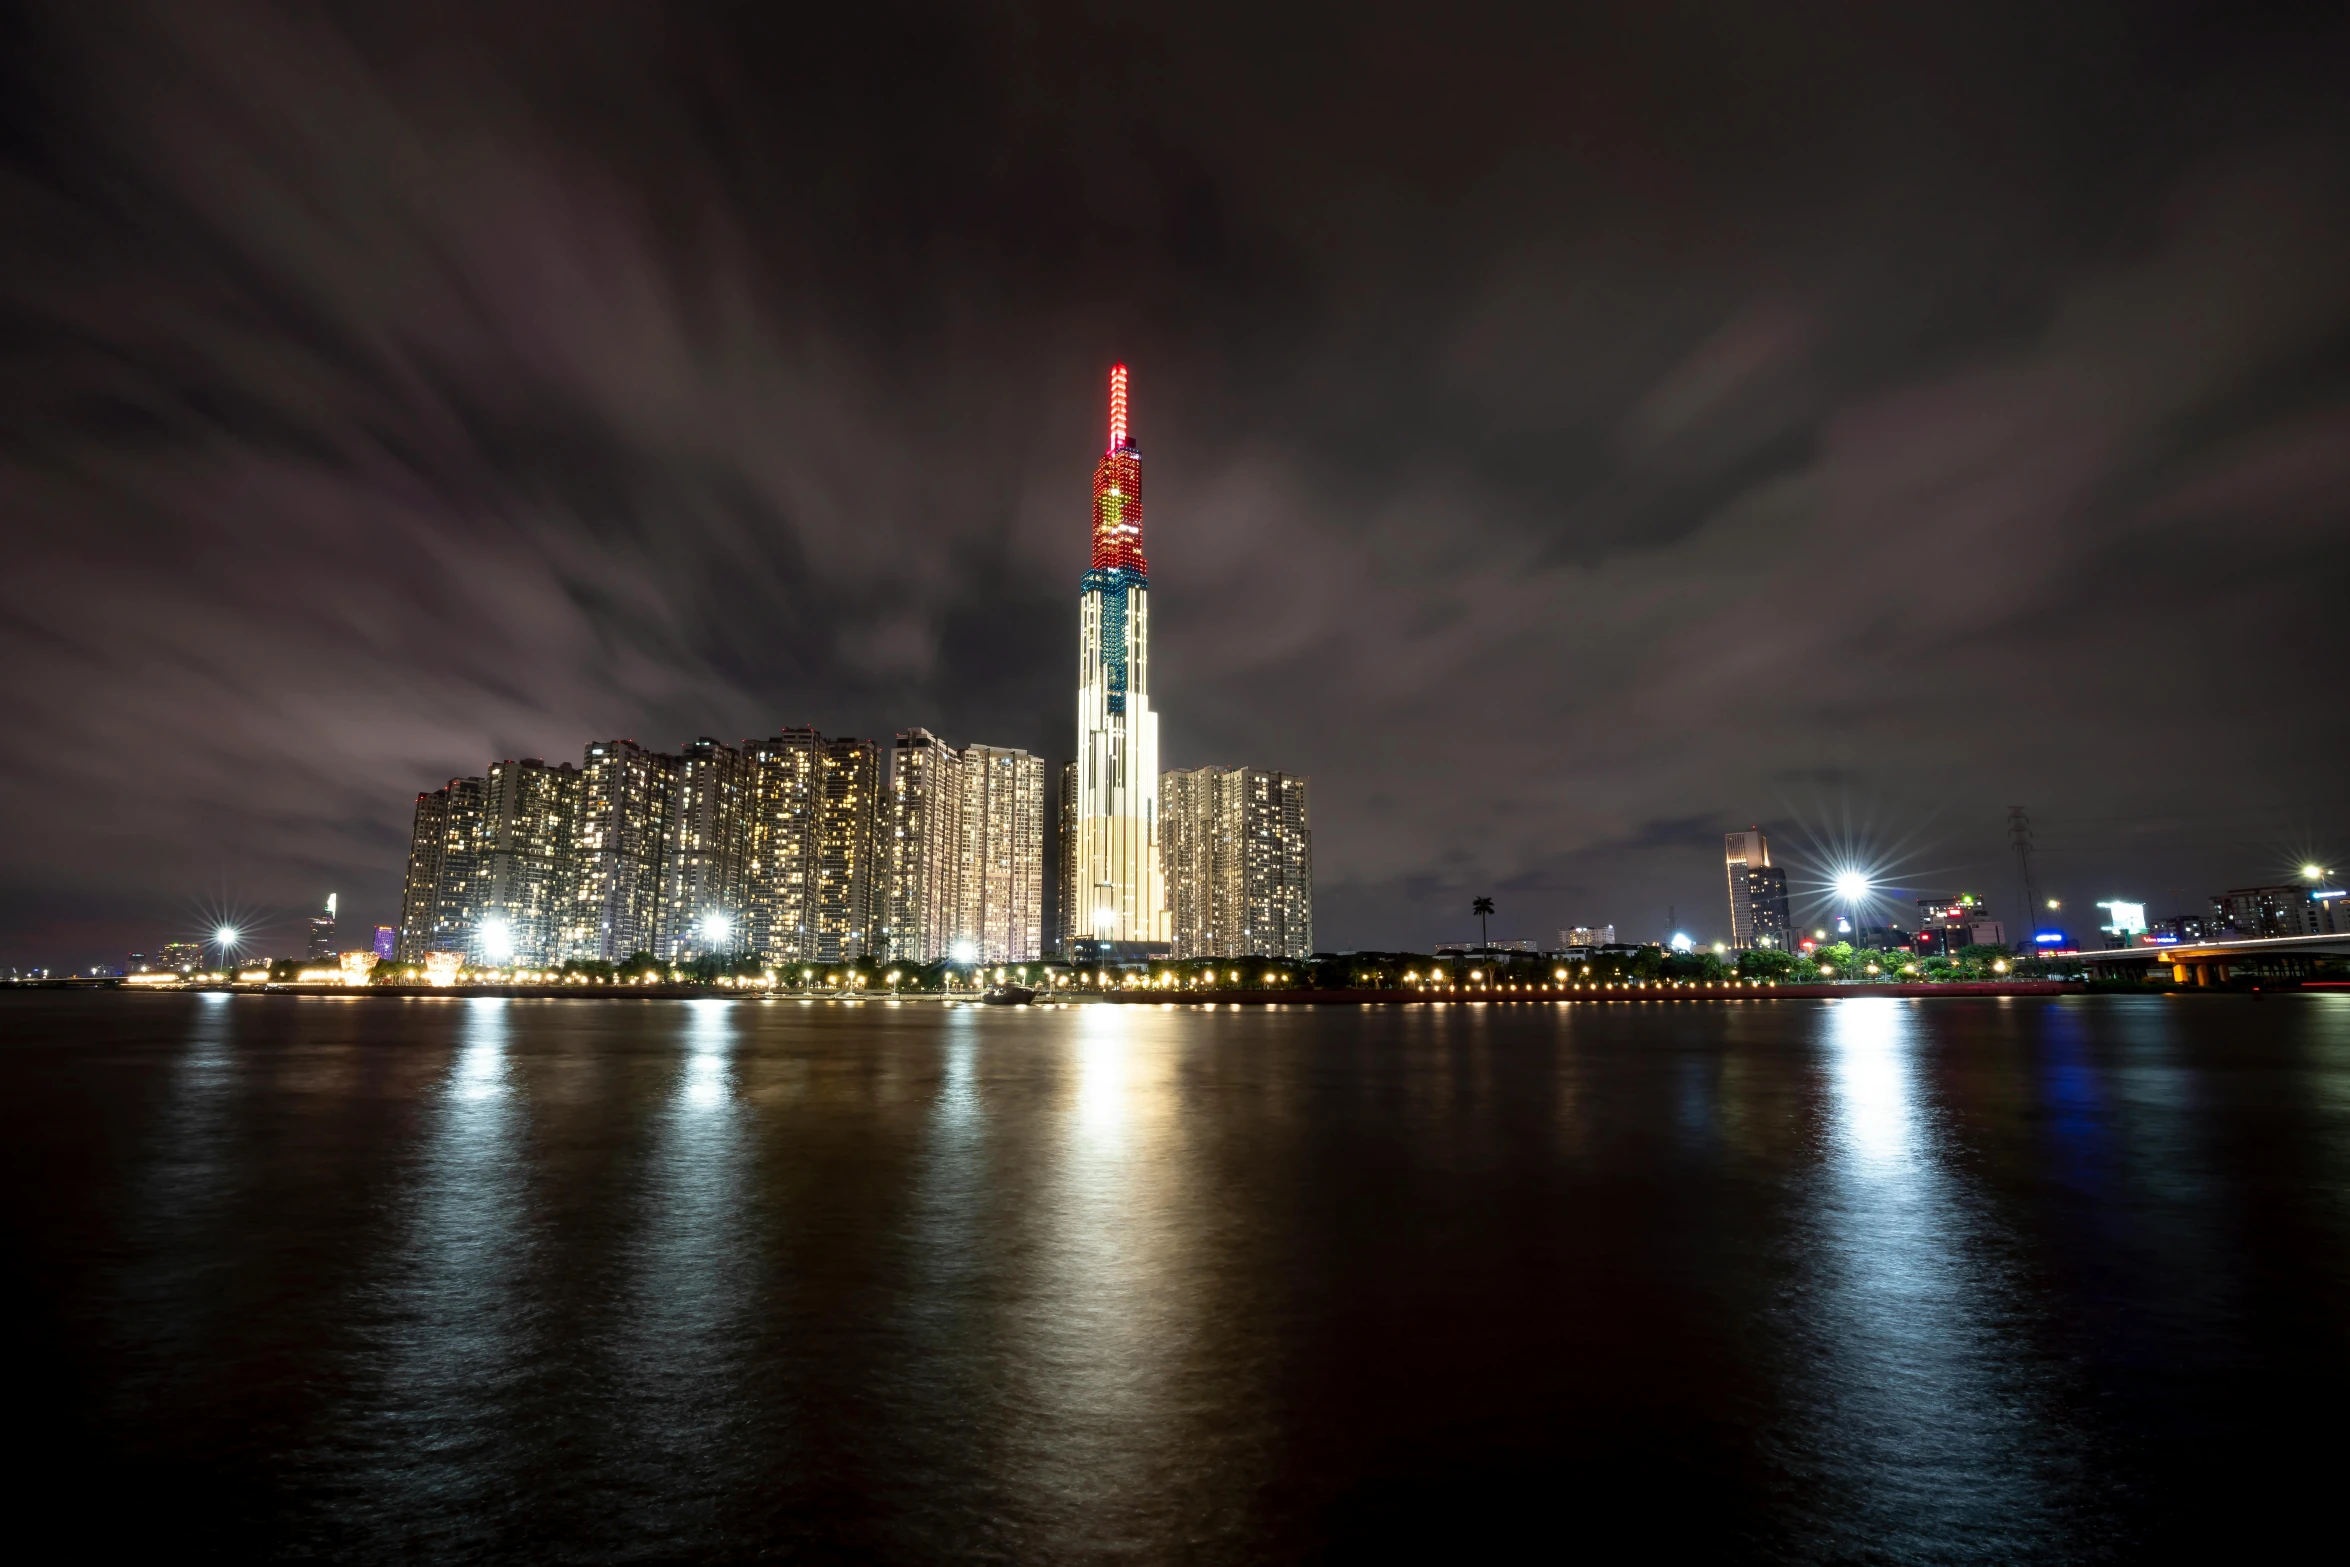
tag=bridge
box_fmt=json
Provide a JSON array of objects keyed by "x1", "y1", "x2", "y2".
[{"x1": 2074, "y1": 932, "x2": 2350, "y2": 985}]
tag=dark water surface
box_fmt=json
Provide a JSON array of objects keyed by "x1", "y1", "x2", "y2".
[{"x1": 6, "y1": 992, "x2": 2348, "y2": 1561}]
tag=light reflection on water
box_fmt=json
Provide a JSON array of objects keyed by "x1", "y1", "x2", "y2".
[
  {"x1": 16, "y1": 992, "x2": 2350, "y2": 1560},
  {"x1": 354, "y1": 998, "x2": 532, "y2": 1542},
  {"x1": 1796, "y1": 998, "x2": 2070, "y2": 1559}
]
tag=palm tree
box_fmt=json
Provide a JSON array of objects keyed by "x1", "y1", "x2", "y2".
[{"x1": 1472, "y1": 896, "x2": 1495, "y2": 947}]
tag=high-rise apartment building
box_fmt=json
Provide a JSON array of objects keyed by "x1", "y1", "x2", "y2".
[
  {"x1": 747, "y1": 728, "x2": 822, "y2": 961},
  {"x1": 479, "y1": 758, "x2": 581, "y2": 964},
  {"x1": 885, "y1": 729, "x2": 965, "y2": 962},
  {"x1": 883, "y1": 732, "x2": 1047, "y2": 963},
  {"x1": 1073, "y1": 363, "x2": 1169, "y2": 945},
  {"x1": 1160, "y1": 766, "x2": 1313, "y2": 958},
  {"x1": 398, "y1": 787, "x2": 449, "y2": 960},
  {"x1": 2212, "y1": 885, "x2": 2344, "y2": 938},
  {"x1": 1724, "y1": 828, "x2": 1788, "y2": 950},
  {"x1": 1055, "y1": 760, "x2": 1077, "y2": 954},
  {"x1": 432, "y1": 776, "x2": 489, "y2": 957},
  {"x1": 656, "y1": 738, "x2": 751, "y2": 959},
  {"x1": 1559, "y1": 925, "x2": 1616, "y2": 949},
  {"x1": 569, "y1": 739, "x2": 671, "y2": 962},
  {"x1": 958, "y1": 745, "x2": 1047, "y2": 963},
  {"x1": 813, "y1": 736, "x2": 882, "y2": 961}
]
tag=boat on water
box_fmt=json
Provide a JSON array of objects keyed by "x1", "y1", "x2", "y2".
[{"x1": 980, "y1": 984, "x2": 1037, "y2": 1006}]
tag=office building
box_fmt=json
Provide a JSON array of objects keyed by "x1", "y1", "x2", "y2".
[
  {"x1": 1724, "y1": 829, "x2": 1789, "y2": 950},
  {"x1": 308, "y1": 893, "x2": 337, "y2": 961},
  {"x1": 1073, "y1": 363, "x2": 1170, "y2": 945},
  {"x1": 1914, "y1": 894, "x2": 2004, "y2": 955},
  {"x1": 372, "y1": 926, "x2": 396, "y2": 960},
  {"x1": 1161, "y1": 765, "x2": 1313, "y2": 959},
  {"x1": 1559, "y1": 925, "x2": 1616, "y2": 949},
  {"x1": 158, "y1": 941, "x2": 204, "y2": 973}
]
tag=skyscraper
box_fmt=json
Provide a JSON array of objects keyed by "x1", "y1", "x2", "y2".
[
  {"x1": 1724, "y1": 828, "x2": 1788, "y2": 950},
  {"x1": 884, "y1": 732, "x2": 1048, "y2": 963},
  {"x1": 1073, "y1": 363, "x2": 1170, "y2": 945},
  {"x1": 1054, "y1": 759, "x2": 1077, "y2": 954},
  {"x1": 958, "y1": 744, "x2": 1047, "y2": 963},
  {"x1": 570, "y1": 740, "x2": 670, "y2": 962},
  {"x1": 813, "y1": 735, "x2": 882, "y2": 960},
  {"x1": 748, "y1": 728, "x2": 823, "y2": 962},
  {"x1": 657, "y1": 738, "x2": 751, "y2": 959},
  {"x1": 1161, "y1": 766, "x2": 1313, "y2": 958},
  {"x1": 397, "y1": 787, "x2": 449, "y2": 961},
  {"x1": 308, "y1": 893, "x2": 337, "y2": 961},
  {"x1": 431, "y1": 776, "x2": 489, "y2": 957},
  {"x1": 480, "y1": 758, "x2": 581, "y2": 964},
  {"x1": 885, "y1": 728, "x2": 965, "y2": 962}
]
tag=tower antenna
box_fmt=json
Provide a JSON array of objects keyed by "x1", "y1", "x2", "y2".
[{"x1": 1109, "y1": 363, "x2": 1129, "y2": 450}]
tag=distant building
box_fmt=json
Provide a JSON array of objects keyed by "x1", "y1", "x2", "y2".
[
  {"x1": 1724, "y1": 829, "x2": 1788, "y2": 950},
  {"x1": 1160, "y1": 766, "x2": 1313, "y2": 959},
  {"x1": 308, "y1": 894, "x2": 337, "y2": 961},
  {"x1": 2212, "y1": 885, "x2": 2348, "y2": 938},
  {"x1": 157, "y1": 941, "x2": 204, "y2": 973},
  {"x1": 1914, "y1": 894, "x2": 2004, "y2": 955},
  {"x1": 1436, "y1": 941, "x2": 1536, "y2": 954},
  {"x1": 372, "y1": 926, "x2": 396, "y2": 959},
  {"x1": 1560, "y1": 925, "x2": 1616, "y2": 948}
]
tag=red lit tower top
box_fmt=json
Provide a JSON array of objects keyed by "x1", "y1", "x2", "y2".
[{"x1": 1091, "y1": 363, "x2": 1145, "y2": 575}]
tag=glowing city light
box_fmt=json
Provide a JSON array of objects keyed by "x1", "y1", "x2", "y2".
[
  {"x1": 1109, "y1": 362, "x2": 1129, "y2": 449},
  {"x1": 212, "y1": 925, "x2": 239, "y2": 950},
  {"x1": 479, "y1": 918, "x2": 515, "y2": 962},
  {"x1": 1833, "y1": 870, "x2": 1871, "y2": 902},
  {"x1": 2306, "y1": 864, "x2": 2329, "y2": 881},
  {"x1": 699, "y1": 911, "x2": 734, "y2": 947},
  {"x1": 951, "y1": 941, "x2": 979, "y2": 963}
]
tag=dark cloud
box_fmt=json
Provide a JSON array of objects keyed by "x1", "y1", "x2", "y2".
[{"x1": 3, "y1": 0, "x2": 2346, "y2": 963}]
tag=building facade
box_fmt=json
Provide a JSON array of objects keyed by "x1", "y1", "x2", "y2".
[
  {"x1": 1161, "y1": 765, "x2": 1313, "y2": 959},
  {"x1": 1073, "y1": 363, "x2": 1169, "y2": 946},
  {"x1": 1724, "y1": 829, "x2": 1784, "y2": 950},
  {"x1": 479, "y1": 758, "x2": 581, "y2": 964},
  {"x1": 570, "y1": 739, "x2": 672, "y2": 963},
  {"x1": 884, "y1": 731, "x2": 1046, "y2": 963},
  {"x1": 656, "y1": 739, "x2": 751, "y2": 959}
]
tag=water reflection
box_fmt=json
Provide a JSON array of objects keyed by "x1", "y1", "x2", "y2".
[
  {"x1": 1795, "y1": 999, "x2": 2063, "y2": 1558},
  {"x1": 1005, "y1": 1005, "x2": 1200, "y2": 1550},
  {"x1": 360, "y1": 998, "x2": 532, "y2": 1541},
  {"x1": 612, "y1": 1000, "x2": 751, "y2": 1524}
]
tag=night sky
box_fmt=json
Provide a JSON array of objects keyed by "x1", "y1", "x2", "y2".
[{"x1": 4, "y1": 1, "x2": 2346, "y2": 966}]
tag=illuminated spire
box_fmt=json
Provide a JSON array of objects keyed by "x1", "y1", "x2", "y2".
[{"x1": 1109, "y1": 362, "x2": 1130, "y2": 451}]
